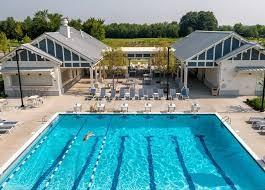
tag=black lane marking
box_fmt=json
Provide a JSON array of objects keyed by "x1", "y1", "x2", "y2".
[
  {"x1": 110, "y1": 136, "x2": 128, "y2": 190},
  {"x1": 171, "y1": 136, "x2": 195, "y2": 190},
  {"x1": 71, "y1": 137, "x2": 99, "y2": 190},
  {"x1": 145, "y1": 136, "x2": 156, "y2": 190},
  {"x1": 196, "y1": 135, "x2": 237, "y2": 190}
]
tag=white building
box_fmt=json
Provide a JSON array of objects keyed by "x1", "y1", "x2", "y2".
[
  {"x1": 172, "y1": 31, "x2": 265, "y2": 96},
  {"x1": 0, "y1": 18, "x2": 109, "y2": 97}
]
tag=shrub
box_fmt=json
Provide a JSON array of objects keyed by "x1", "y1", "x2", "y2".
[{"x1": 246, "y1": 97, "x2": 263, "y2": 110}]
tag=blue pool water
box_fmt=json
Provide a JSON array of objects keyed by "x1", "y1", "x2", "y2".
[{"x1": 0, "y1": 114, "x2": 265, "y2": 190}]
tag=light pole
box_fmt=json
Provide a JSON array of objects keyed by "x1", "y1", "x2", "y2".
[
  {"x1": 166, "y1": 47, "x2": 171, "y2": 100},
  {"x1": 15, "y1": 49, "x2": 24, "y2": 108}
]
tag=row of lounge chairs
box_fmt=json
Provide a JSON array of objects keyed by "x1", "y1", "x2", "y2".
[
  {"x1": 0, "y1": 119, "x2": 20, "y2": 139},
  {"x1": 249, "y1": 117, "x2": 265, "y2": 132},
  {"x1": 87, "y1": 87, "x2": 189, "y2": 101}
]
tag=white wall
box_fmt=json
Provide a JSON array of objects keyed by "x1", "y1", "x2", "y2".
[
  {"x1": 1, "y1": 60, "x2": 61, "y2": 96},
  {"x1": 219, "y1": 60, "x2": 265, "y2": 96},
  {"x1": 204, "y1": 68, "x2": 219, "y2": 88}
]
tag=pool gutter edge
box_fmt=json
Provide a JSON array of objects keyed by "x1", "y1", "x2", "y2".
[
  {"x1": 0, "y1": 112, "x2": 59, "y2": 176},
  {"x1": 215, "y1": 112, "x2": 265, "y2": 171},
  {"x1": 1, "y1": 111, "x2": 264, "y2": 177}
]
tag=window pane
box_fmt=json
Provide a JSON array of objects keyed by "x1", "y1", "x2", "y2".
[
  {"x1": 260, "y1": 53, "x2": 265, "y2": 60},
  {"x1": 206, "y1": 62, "x2": 213, "y2": 67},
  {"x1": 64, "y1": 48, "x2": 71, "y2": 61},
  {"x1": 136, "y1": 54, "x2": 142, "y2": 58},
  {"x1": 242, "y1": 49, "x2": 251, "y2": 60},
  {"x1": 80, "y1": 57, "x2": 86, "y2": 61},
  {"x1": 143, "y1": 54, "x2": 150, "y2": 58},
  {"x1": 191, "y1": 56, "x2": 197, "y2": 60},
  {"x1": 39, "y1": 39, "x2": 46, "y2": 52},
  {"x1": 234, "y1": 53, "x2": 241, "y2": 60},
  {"x1": 188, "y1": 62, "x2": 196, "y2": 67},
  {"x1": 20, "y1": 50, "x2": 27, "y2": 61},
  {"x1": 128, "y1": 54, "x2": 134, "y2": 58},
  {"x1": 47, "y1": 39, "x2": 55, "y2": 56},
  {"x1": 251, "y1": 48, "x2": 259, "y2": 60},
  {"x1": 215, "y1": 43, "x2": 222, "y2": 59},
  {"x1": 223, "y1": 38, "x2": 231, "y2": 55},
  {"x1": 232, "y1": 38, "x2": 240, "y2": 50},
  {"x1": 73, "y1": 63, "x2": 80, "y2": 67},
  {"x1": 37, "y1": 55, "x2": 44, "y2": 61},
  {"x1": 55, "y1": 43, "x2": 63, "y2": 61},
  {"x1": 207, "y1": 47, "x2": 214, "y2": 60},
  {"x1": 198, "y1": 62, "x2": 205, "y2": 67},
  {"x1": 72, "y1": 52, "x2": 79, "y2": 61},
  {"x1": 198, "y1": 52, "x2": 205, "y2": 60},
  {"x1": 65, "y1": 63, "x2": 72, "y2": 67},
  {"x1": 81, "y1": 63, "x2": 90, "y2": 67},
  {"x1": 28, "y1": 51, "x2": 36, "y2": 61}
]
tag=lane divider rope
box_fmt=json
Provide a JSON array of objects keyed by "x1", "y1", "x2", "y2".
[
  {"x1": 87, "y1": 118, "x2": 112, "y2": 190},
  {"x1": 43, "y1": 117, "x2": 89, "y2": 189},
  {"x1": 43, "y1": 136, "x2": 77, "y2": 189},
  {"x1": 0, "y1": 118, "x2": 62, "y2": 189},
  {"x1": 0, "y1": 136, "x2": 48, "y2": 189}
]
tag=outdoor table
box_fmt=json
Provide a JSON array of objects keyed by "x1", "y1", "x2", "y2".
[
  {"x1": 121, "y1": 103, "x2": 128, "y2": 112},
  {"x1": 153, "y1": 93, "x2": 159, "y2": 99},
  {"x1": 191, "y1": 103, "x2": 200, "y2": 112},
  {"x1": 168, "y1": 103, "x2": 176, "y2": 112},
  {"x1": 97, "y1": 103, "x2": 105, "y2": 112},
  {"x1": 125, "y1": 92, "x2": 130, "y2": 99},
  {"x1": 144, "y1": 103, "x2": 152, "y2": 112},
  {"x1": 176, "y1": 93, "x2": 181, "y2": 98},
  {"x1": 74, "y1": 103, "x2": 82, "y2": 112}
]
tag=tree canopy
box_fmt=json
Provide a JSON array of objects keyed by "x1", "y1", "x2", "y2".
[{"x1": 0, "y1": 9, "x2": 265, "y2": 47}]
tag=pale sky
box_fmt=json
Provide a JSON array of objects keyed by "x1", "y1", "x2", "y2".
[{"x1": 0, "y1": 0, "x2": 264, "y2": 25}]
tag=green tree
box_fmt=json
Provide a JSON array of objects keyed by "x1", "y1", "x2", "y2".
[
  {"x1": 152, "y1": 47, "x2": 176, "y2": 78},
  {"x1": 69, "y1": 19, "x2": 83, "y2": 30},
  {"x1": 15, "y1": 22, "x2": 24, "y2": 41},
  {"x1": 83, "y1": 18, "x2": 105, "y2": 40},
  {"x1": 22, "y1": 35, "x2": 31, "y2": 43},
  {"x1": 22, "y1": 16, "x2": 32, "y2": 38},
  {"x1": 101, "y1": 48, "x2": 124, "y2": 84},
  {"x1": 0, "y1": 32, "x2": 9, "y2": 54},
  {"x1": 179, "y1": 11, "x2": 218, "y2": 36}
]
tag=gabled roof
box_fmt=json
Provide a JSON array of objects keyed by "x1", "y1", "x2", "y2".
[
  {"x1": 0, "y1": 43, "x2": 62, "y2": 65},
  {"x1": 171, "y1": 30, "x2": 234, "y2": 61},
  {"x1": 215, "y1": 43, "x2": 256, "y2": 63},
  {"x1": 46, "y1": 27, "x2": 109, "y2": 63}
]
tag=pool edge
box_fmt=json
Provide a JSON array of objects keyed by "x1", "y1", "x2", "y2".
[
  {"x1": 0, "y1": 112, "x2": 59, "y2": 176},
  {"x1": 1, "y1": 111, "x2": 264, "y2": 178},
  {"x1": 215, "y1": 112, "x2": 265, "y2": 171}
]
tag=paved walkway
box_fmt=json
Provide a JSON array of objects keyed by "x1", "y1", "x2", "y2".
[{"x1": 0, "y1": 93, "x2": 264, "y2": 169}]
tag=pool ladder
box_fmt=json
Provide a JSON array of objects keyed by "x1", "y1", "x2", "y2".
[{"x1": 222, "y1": 116, "x2": 231, "y2": 124}]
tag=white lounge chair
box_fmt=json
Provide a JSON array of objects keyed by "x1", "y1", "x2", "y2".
[
  {"x1": 168, "y1": 103, "x2": 176, "y2": 112},
  {"x1": 121, "y1": 103, "x2": 128, "y2": 112},
  {"x1": 248, "y1": 117, "x2": 265, "y2": 124},
  {"x1": 144, "y1": 102, "x2": 152, "y2": 112},
  {"x1": 97, "y1": 102, "x2": 105, "y2": 112}
]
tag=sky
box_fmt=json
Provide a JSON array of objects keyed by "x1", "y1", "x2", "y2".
[{"x1": 0, "y1": 0, "x2": 264, "y2": 25}]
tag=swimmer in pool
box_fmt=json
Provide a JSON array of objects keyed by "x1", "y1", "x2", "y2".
[{"x1": 83, "y1": 132, "x2": 94, "y2": 141}]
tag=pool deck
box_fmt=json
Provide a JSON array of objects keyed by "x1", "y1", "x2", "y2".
[{"x1": 0, "y1": 94, "x2": 265, "y2": 170}]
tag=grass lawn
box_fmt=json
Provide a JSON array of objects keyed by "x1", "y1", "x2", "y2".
[{"x1": 102, "y1": 38, "x2": 179, "y2": 47}]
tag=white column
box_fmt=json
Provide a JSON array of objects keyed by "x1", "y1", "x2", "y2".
[
  {"x1": 90, "y1": 67, "x2": 94, "y2": 84},
  {"x1": 95, "y1": 67, "x2": 98, "y2": 82},
  {"x1": 184, "y1": 65, "x2": 188, "y2": 88},
  {"x1": 56, "y1": 66, "x2": 63, "y2": 95},
  {"x1": 180, "y1": 64, "x2": 183, "y2": 83}
]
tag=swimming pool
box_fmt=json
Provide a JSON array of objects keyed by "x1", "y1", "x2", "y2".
[{"x1": 0, "y1": 113, "x2": 264, "y2": 189}]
